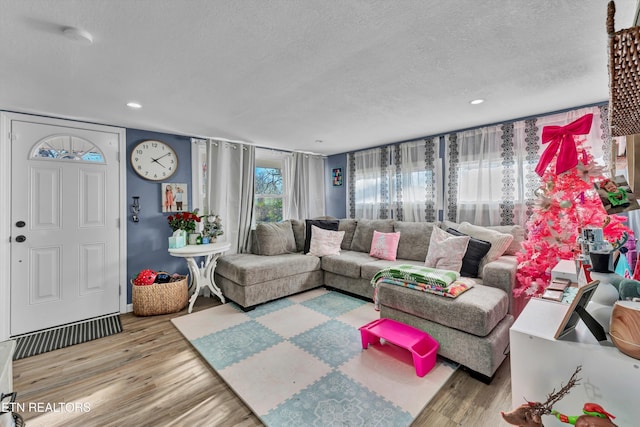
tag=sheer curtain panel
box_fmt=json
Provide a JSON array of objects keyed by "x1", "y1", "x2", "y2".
[{"x1": 348, "y1": 147, "x2": 389, "y2": 219}]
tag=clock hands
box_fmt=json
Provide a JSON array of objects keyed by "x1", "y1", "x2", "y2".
[
  {"x1": 153, "y1": 153, "x2": 172, "y2": 161},
  {"x1": 150, "y1": 152, "x2": 172, "y2": 168},
  {"x1": 151, "y1": 158, "x2": 167, "y2": 168}
]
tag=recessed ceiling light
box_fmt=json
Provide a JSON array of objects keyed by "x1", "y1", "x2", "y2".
[
  {"x1": 126, "y1": 102, "x2": 142, "y2": 109},
  {"x1": 469, "y1": 99, "x2": 485, "y2": 105},
  {"x1": 62, "y1": 27, "x2": 93, "y2": 44}
]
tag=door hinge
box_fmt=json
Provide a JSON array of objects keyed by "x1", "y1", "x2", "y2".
[{"x1": 8, "y1": 132, "x2": 16, "y2": 141}]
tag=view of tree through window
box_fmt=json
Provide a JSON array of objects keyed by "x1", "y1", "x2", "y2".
[{"x1": 254, "y1": 167, "x2": 284, "y2": 222}]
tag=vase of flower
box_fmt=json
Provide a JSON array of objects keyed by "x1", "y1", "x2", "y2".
[{"x1": 167, "y1": 210, "x2": 201, "y2": 246}]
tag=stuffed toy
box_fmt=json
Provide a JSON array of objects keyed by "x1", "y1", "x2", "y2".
[{"x1": 609, "y1": 275, "x2": 640, "y2": 300}]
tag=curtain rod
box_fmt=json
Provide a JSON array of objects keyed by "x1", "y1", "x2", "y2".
[{"x1": 190, "y1": 137, "x2": 326, "y2": 158}]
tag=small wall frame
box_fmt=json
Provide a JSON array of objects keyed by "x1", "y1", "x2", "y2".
[
  {"x1": 162, "y1": 183, "x2": 188, "y2": 212},
  {"x1": 332, "y1": 167, "x2": 343, "y2": 187}
]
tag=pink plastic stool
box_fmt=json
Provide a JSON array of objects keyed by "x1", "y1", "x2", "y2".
[{"x1": 359, "y1": 318, "x2": 439, "y2": 377}]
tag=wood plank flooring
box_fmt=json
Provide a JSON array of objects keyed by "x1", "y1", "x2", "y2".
[{"x1": 12, "y1": 296, "x2": 512, "y2": 426}]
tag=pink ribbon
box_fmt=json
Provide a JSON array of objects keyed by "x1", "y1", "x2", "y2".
[{"x1": 535, "y1": 113, "x2": 593, "y2": 176}]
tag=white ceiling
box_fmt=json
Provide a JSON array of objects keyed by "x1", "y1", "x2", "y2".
[{"x1": 1, "y1": 0, "x2": 638, "y2": 155}]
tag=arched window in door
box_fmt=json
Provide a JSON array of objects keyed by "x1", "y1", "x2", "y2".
[{"x1": 30, "y1": 134, "x2": 106, "y2": 163}]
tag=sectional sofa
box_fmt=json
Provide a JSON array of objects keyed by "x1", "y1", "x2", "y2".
[{"x1": 215, "y1": 218, "x2": 525, "y2": 379}]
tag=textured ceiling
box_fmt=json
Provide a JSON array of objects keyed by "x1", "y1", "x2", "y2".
[{"x1": 1, "y1": 0, "x2": 638, "y2": 155}]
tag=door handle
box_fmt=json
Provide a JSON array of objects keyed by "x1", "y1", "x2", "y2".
[
  {"x1": 15, "y1": 235, "x2": 26, "y2": 243},
  {"x1": 16, "y1": 221, "x2": 26, "y2": 228}
]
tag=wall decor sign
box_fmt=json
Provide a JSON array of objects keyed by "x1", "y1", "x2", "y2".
[
  {"x1": 162, "y1": 183, "x2": 188, "y2": 212},
  {"x1": 332, "y1": 167, "x2": 343, "y2": 186}
]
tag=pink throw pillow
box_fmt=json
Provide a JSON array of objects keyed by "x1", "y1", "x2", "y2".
[{"x1": 369, "y1": 231, "x2": 401, "y2": 261}]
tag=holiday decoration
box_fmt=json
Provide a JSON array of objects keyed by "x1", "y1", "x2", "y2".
[
  {"x1": 535, "y1": 113, "x2": 594, "y2": 176},
  {"x1": 501, "y1": 366, "x2": 618, "y2": 427},
  {"x1": 515, "y1": 114, "x2": 632, "y2": 298},
  {"x1": 501, "y1": 366, "x2": 581, "y2": 427}
]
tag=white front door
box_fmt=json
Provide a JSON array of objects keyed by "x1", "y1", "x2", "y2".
[{"x1": 10, "y1": 117, "x2": 122, "y2": 336}]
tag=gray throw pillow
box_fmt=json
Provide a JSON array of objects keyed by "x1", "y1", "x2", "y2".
[
  {"x1": 338, "y1": 219, "x2": 357, "y2": 250},
  {"x1": 394, "y1": 221, "x2": 435, "y2": 261},
  {"x1": 290, "y1": 219, "x2": 306, "y2": 252},
  {"x1": 350, "y1": 219, "x2": 394, "y2": 253},
  {"x1": 254, "y1": 221, "x2": 296, "y2": 255}
]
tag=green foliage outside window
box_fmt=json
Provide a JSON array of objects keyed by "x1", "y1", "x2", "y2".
[{"x1": 254, "y1": 167, "x2": 283, "y2": 222}]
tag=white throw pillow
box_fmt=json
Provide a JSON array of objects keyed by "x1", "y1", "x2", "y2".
[
  {"x1": 458, "y1": 222, "x2": 515, "y2": 270},
  {"x1": 308, "y1": 225, "x2": 345, "y2": 257},
  {"x1": 424, "y1": 226, "x2": 470, "y2": 272}
]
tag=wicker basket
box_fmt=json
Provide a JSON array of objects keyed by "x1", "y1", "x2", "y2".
[
  {"x1": 132, "y1": 276, "x2": 189, "y2": 316},
  {"x1": 608, "y1": 0, "x2": 640, "y2": 136}
]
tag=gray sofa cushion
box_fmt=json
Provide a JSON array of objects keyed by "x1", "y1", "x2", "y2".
[
  {"x1": 338, "y1": 219, "x2": 358, "y2": 250},
  {"x1": 394, "y1": 221, "x2": 435, "y2": 261},
  {"x1": 290, "y1": 219, "x2": 306, "y2": 252},
  {"x1": 350, "y1": 219, "x2": 394, "y2": 252},
  {"x1": 377, "y1": 282, "x2": 508, "y2": 337},
  {"x1": 321, "y1": 250, "x2": 378, "y2": 279},
  {"x1": 254, "y1": 221, "x2": 296, "y2": 255},
  {"x1": 217, "y1": 253, "x2": 321, "y2": 286}
]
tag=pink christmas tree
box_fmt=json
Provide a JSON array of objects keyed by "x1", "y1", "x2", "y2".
[{"x1": 515, "y1": 115, "x2": 631, "y2": 298}]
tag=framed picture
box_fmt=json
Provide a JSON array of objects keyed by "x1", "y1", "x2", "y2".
[
  {"x1": 554, "y1": 280, "x2": 602, "y2": 340},
  {"x1": 594, "y1": 174, "x2": 640, "y2": 215},
  {"x1": 162, "y1": 183, "x2": 188, "y2": 212},
  {"x1": 332, "y1": 167, "x2": 343, "y2": 187}
]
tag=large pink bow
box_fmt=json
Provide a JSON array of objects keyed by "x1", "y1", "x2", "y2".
[{"x1": 535, "y1": 113, "x2": 593, "y2": 176}]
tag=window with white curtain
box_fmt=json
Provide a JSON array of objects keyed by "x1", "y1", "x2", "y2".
[
  {"x1": 254, "y1": 148, "x2": 288, "y2": 223},
  {"x1": 349, "y1": 139, "x2": 441, "y2": 221},
  {"x1": 454, "y1": 126, "x2": 507, "y2": 225},
  {"x1": 351, "y1": 147, "x2": 389, "y2": 219},
  {"x1": 446, "y1": 105, "x2": 616, "y2": 226},
  {"x1": 389, "y1": 140, "x2": 442, "y2": 222}
]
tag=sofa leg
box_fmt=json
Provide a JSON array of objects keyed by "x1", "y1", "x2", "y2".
[
  {"x1": 240, "y1": 305, "x2": 256, "y2": 312},
  {"x1": 466, "y1": 367, "x2": 494, "y2": 385}
]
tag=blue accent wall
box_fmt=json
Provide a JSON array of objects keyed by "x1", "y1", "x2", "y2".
[
  {"x1": 325, "y1": 153, "x2": 347, "y2": 219},
  {"x1": 126, "y1": 129, "x2": 192, "y2": 303}
]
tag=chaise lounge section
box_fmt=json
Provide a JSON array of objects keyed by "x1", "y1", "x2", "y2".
[{"x1": 215, "y1": 218, "x2": 524, "y2": 379}]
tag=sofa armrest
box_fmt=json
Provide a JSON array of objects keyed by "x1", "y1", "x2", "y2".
[{"x1": 481, "y1": 255, "x2": 518, "y2": 315}]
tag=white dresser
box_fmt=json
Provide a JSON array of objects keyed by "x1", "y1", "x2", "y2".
[
  {"x1": 510, "y1": 297, "x2": 639, "y2": 426},
  {"x1": 0, "y1": 340, "x2": 16, "y2": 395}
]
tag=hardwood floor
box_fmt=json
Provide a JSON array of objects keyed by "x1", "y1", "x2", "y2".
[{"x1": 12, "y1": 297, "x2": 512, "y2": 426}]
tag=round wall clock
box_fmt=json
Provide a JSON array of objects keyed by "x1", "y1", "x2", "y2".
[{"x1": 130, "y1": 139, "x2": 178, "y2": 181}]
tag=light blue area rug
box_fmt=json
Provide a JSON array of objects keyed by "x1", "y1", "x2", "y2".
[{"x1": 172, "y1": 288, "x2": 458, "y2": 426}]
